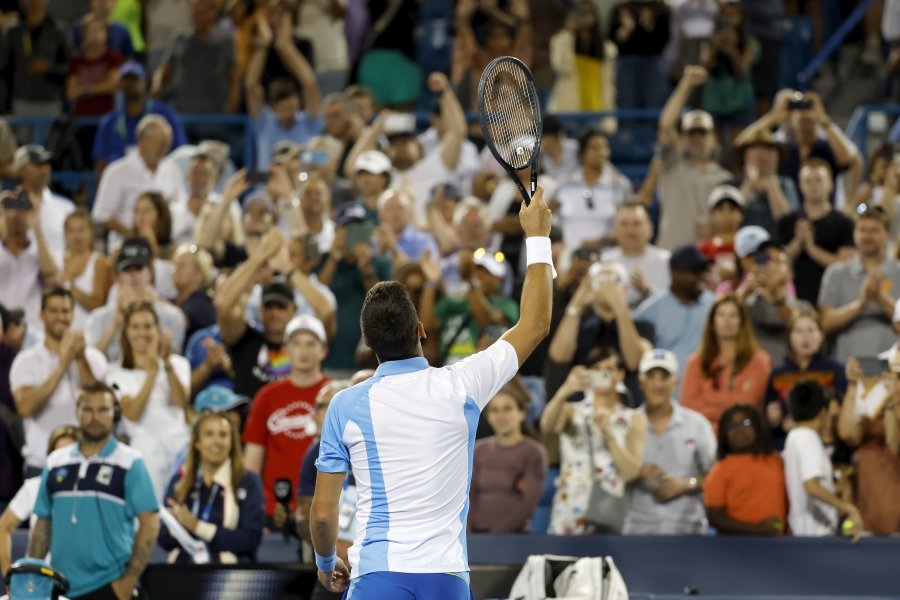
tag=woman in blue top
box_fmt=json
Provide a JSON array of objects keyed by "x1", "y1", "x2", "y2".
[{"x1": 159, "y1": 411, "x2": 265, "y2": 563}]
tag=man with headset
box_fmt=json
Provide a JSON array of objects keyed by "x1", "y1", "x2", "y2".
[{"x1": 27, "y1": 382, "x2": 159, "y2": 600}]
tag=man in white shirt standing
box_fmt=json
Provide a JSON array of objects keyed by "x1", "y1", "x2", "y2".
[
  {"x1": 14, "y1": 144, "x2": 74, "y2": 261},
  {"x1": 784, "y1": 380, "x2": 864, "y2": 541},
  {"x1": 10, "y1": 287, "x2": 107, "y2": 477},
  {"x1": 601, "y1": 201, "x2": 671, "y2": 309},
  {"x1": 310, "y1": 188, "x2": 554, "y2": 597},
  {"x1": 91, "y1": 114, "x2": 186, "y2": 250}
]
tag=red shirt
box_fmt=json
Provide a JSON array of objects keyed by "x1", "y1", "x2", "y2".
[
  {"x1": 68, "y1": 49, "x2": 123, "y2": 115},
  {"x1": 243, "y1": 376, "x2": 329, "y2": 515}
]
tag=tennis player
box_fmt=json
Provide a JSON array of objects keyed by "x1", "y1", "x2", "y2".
[{"x1": 310, "y1": 187, "x2": 553, "y2": 599}]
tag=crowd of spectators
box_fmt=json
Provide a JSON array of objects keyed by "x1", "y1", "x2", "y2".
[{"x1": 1, "y1": 0, "x2": 900, "y2": 596}]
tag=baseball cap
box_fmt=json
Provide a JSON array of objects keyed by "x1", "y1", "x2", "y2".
[
  {"x1": 681, "y1": 110, "x2": 714, "y2": 132},
  {"x1": 120, "y1": 60, "x2": 146, "y2": 80},
  {"x1": 13, "y1": 144, "x2": 52, "y2": 170},
  {"x1": 242, "y1": 190, "x2": 275, "y2": 213},
  {"x1": 7, "y1": 558, "x2": 62, "y2": 599},
  {"x1": 195, "y1": 385, "x2": 249, "y2": 412},
  {"x1": 193, "y1": 140, "x2": 229, "y2": 172},
  {"x1": 473, "y1": 248, "x2": 506, "y2": 279},
  {"x1": 639, "y1": 349, "x2": 679, "y2": 376},
  {"x1": 335, "y1": 203, "x2": 368, "y2": 226},
  {"x1": 354, "y1": 150, "x2": 392, "y2": 175},
  {"x1": 707, "y1": 184, "x2": 745, "y2": 210},
  {"x1": 734, "y1": 226, "x2": 771, "y2": 259},
  {"x1": 669, "y1": 245, "x2": 713, "y2": 272},
  {"x1": 260, "y1": 280, "x2": 294, "y2": 307},
  {"x1": 284, "y1": 314, "x2": 327, "y2": 344},
  {"x1": 116, "y1": 237, "x2": 153, "y2": 272},
  {"x1": 588, "y1": 261, "x2": 628, "y2": 286},
  {"x1": 431, "y1": 182, "x2": 462, "y2": 200}
]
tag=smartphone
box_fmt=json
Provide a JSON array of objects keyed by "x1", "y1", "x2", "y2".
[
  {"x1": 590, "y1": 370, "x2": 614, "y2": 391},
  {"x1": 383, "y1": 113, "x2": 416, "y2": 135},
  {"x1": 787, "y1": 92, "x2": 812, "y2": 111},
  {"x1": 346, "y1": 221, "x2": 376, "y2": 249},
  {"x1": 857, "y1": 356, "x2": 887, "y2": 377},
  {"x1": 300, "y1": 150, "x2": 330, "y2": 166},
  {"x1": 247, "y1": 170, "x2": 271, "y2": 184}
]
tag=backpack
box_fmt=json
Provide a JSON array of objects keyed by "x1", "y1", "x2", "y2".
[{"x1": 509, "y1": 554, "x2": 628, "y2": 600}]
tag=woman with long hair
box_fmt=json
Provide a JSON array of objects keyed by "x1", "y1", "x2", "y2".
[
  {"x1": 703, "y1": 404, "x2": 785, "y2": 535},
  {"x1": 159, "y1": 411, "x2": 265, "y2": 563},
  {"x1": 681, "y1": 294, "x2": 772, "y2": 433},
  {"x1": 132, "y1": 191, "x2": 176, "y2": 299},
  {"x1": 104, "y1": 302, "x2": 191, "y2": 497},
  {"x1": 469, "y1": 385, "x2": 548, "y2": 533},
  {"x1": 765, "y1": 305, "x2": 846, "y2": 448},
  {"x1": 60, "y1": 210, "x2": 113, "y2": 330}
]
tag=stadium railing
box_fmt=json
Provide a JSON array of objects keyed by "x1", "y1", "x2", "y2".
[{"x1": 845, "y1": 105, "x2": 900, "y2": 162}]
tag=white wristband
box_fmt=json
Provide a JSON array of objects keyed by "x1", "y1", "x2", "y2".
[{"x1": 525, "y1": 236, "x2": 557, "y2": 279}]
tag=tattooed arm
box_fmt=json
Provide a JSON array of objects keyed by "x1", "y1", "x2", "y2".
[
  {"x1": 27, "y1": 518, "x2": 51, "y2": 558},
  {"x1": 111, "y1": 511, "x2": 160, "y2": 599}
]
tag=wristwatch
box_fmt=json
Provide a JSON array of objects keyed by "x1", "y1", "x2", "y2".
[{"x1": 688, "y1": 477, "x2": 699, "y2": 491}]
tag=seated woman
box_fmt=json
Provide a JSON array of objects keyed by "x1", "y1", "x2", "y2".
[
  {"x1": 132, "y1": 191, "x2": 176, "y2": 300},
  {"x1": 838, "y1": 355, "x2": 900, "y2": 535},
  {"x1": 704, "y1": 404, "x2": 786, "y2": 535},
  {"x1": 541, "y1": 347, "x2": 647, "y2": 535},
  {"x1": 469, "y1": 385, "x2": 548, "y2": 534},
  {"x1": 105, "y1": 302, "x2": 191, "y2": 497},
  {"x1": 766, "y1": 305, "x2": 846, "y2": 448},
  {"x1": 682, "y1": 293, "x2": 772, "y2": 433},
  {"x1": 60, "y1": 210, "x2": 113, "y2": 330},
  {"x1": 159, "y1": 410, "x2": 265, "y2": 563}
]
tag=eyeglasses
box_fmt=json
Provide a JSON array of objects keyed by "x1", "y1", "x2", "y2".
[
  {"x1": 727, "y1": 418, "x2": 753, "y2": 430},
  {"x1": 473, "y1": 248, "x2": 505, "y2": 263}
]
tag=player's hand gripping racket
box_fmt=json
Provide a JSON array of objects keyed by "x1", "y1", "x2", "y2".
[{"x1": 477, "y1": 56, "x2": 542, "y2": 206}]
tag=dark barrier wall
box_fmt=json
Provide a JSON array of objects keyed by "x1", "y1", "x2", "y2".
[{"x1": 10, "y1": 531, "x2": 900, "y2": 599}]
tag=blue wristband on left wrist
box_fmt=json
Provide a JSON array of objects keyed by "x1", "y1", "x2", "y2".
[{"x1": 315, "y1": 550, "x2": 337, "y2": 572}]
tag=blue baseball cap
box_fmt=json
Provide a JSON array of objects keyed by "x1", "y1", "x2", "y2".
[
  {"x1": 195, "y1": 385, "x2": 248, "y2": 413},
  {"x1": 7, "y1": 558, "x2": 67, "y2": 599},
  {"x1": 120, "y1": 61, "x2": 147, "y2": 80}
]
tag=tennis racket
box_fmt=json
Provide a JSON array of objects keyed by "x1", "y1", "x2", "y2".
[{"x1": 477, "y1": 56, "x2": 542, "y2": 206}]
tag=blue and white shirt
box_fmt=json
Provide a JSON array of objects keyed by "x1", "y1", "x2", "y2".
[
  {"x1": 33, "y1": 437, "x2": 160, "y2": 598},
  {"x1": 315, "y1": 340, "x2": 519, "y2": 577}
]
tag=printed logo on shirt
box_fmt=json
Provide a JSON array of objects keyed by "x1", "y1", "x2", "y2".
[
  {"x1": 55, "y1": 468, "x2": 68, "y2": 483},
  {"x1": 253, "y1": 345, "x2": 292, "y2": 383},
  {"x1": 96, "y1": 465, "x2": 114, "y2": 486},
  {"x1": 266, "y1": 400, "x2": 315, "y2": 440}
]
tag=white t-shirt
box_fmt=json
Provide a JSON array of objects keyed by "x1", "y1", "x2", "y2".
[
  {"x1": 783, "y1": 426, "x2": 838, "y2": 536},
  {"x1": 392, "y1": 145, "x2": 454, "y2": 225},
  {"x1": 555, "y1": 167, "x2": 633, "y2": 251},
  {"x1": 40, "y1": 188, "x2": 75, "y2": 263},
  {"x1": 9, "y1": 345, "x2": 108, "y2": 468},
  {"x1": 0, "y1": 239, "x2": 42, "y2": 332},
  {"x1": 7, "y1": 476, "x2": 41, "y2": 528},
  {"x1": 601, "y1": 245, "x2": 672, "y2": 308}
]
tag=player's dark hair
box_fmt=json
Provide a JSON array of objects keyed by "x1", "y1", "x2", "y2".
[
  {"x1": 788, "y1": 380, "x2": 827, "y2": 423},
  {"x1": 360, "y1": 281, "x2": 420, "y2": 362}
]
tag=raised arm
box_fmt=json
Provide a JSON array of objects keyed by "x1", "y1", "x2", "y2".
[
  {"x1": 343, "y1": 111, "x2": 388, "y2": 179},
  {"x1": 499, "y1": 187, "x2": 553, "y2": 366},
  {"x1": 658, "y1": 65, "x2": 708, "y2": 147},
  {"x1": 243, "y1": 15, "x2": 272, "y2": 120},
  {"x1": 837, "y1": 359, "x2": 865, "y2": 447},
  {"x1": 428, "y1": 72, "x2": 466, "y2": 171},
  {"x1": 273, "y1": 17, "x2": 320, "y2": 119},
  {"x1": 547, "y1": 277, "x2": 592, "y2": 365}
]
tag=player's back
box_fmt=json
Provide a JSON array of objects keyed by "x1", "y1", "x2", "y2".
[{"x1": 315, "y1": 342, "x2": 519, "y2": 577}]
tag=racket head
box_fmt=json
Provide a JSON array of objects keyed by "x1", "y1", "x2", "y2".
[{"x1": 477, "y1": 55, "x2": 542, "y2": 205}]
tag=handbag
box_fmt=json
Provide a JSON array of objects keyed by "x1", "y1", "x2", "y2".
[{"x1": 582, "y1": 417, "x2": 626, "y2": 533}]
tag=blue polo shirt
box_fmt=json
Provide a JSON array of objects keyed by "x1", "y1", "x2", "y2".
[
  {"x1": 254, "y1": 106, "x2": 322, "y2": 169},
  {"x1": 396, "y1": 225, "x2": 440, "y2": 262},
  {"x1": 33, "y1": 437, "x2": 159, "y2": 598},
  {"x1": 92, "y1": 100, "x2": 188, "y2": 163}
]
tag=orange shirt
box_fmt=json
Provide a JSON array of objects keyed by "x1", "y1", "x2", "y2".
[
  {"x1": 681, "y1": 349, "x2": 772, "y2": 433},
  {"x1": 704, "y1": 453, "x2": 787, "y2": 525}
]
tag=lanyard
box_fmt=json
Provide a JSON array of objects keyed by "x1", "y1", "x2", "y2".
[{"x1": 191, "y1": 482, "x2": 220, "y2": 523}]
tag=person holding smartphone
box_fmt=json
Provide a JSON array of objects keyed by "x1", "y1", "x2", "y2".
[{"x1": 541, "y1": 347, "x2": 647, "y2": 535}]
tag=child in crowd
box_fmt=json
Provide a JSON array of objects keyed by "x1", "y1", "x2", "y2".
[{"x1": 784, "y1": 381, "x2": 864, "y2": 540}]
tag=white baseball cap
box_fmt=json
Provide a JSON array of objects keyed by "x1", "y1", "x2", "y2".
[
  {"x1": 639, "y1": 349, "x2": 679, "y2": 376},
  {"x1": 284, "y1": 314, "x2": 327, "y2": 344},
  {"x1": 354, "y1": 150, "x2": 392, "y2": 175},
  {"x1": 734, "y1": 225, "x2": 771, "y2": 259},
  {"x1": 681, "y1": 110, "x2": 714, "y2": 132},
  {"x1": 707, "y1": 184, "x2": 745, "y2": 210},
  {"x1": 473, "y1": 248, "x2": 506, "y2": 279}
]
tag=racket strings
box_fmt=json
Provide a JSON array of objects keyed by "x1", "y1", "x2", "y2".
[{"x1": 482, "y1": 61, "x2": 540, "y2": 170}]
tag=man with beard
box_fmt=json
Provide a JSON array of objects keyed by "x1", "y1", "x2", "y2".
[
  {"x1": 11, "y1": 287, "x2": 107, "y2": 477},
  {"x1": 634, "y1": 245, "x2": 715, "y2": 397},
  {"x1": 29, "y1": 381, "x2": 160, "y2": 600},
  {"x1": 92, "y1": 61, "x2": 187, "y2": 173},
  {"x1": 655, "y1": 66, "x2": 732, "y2": 250}
]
